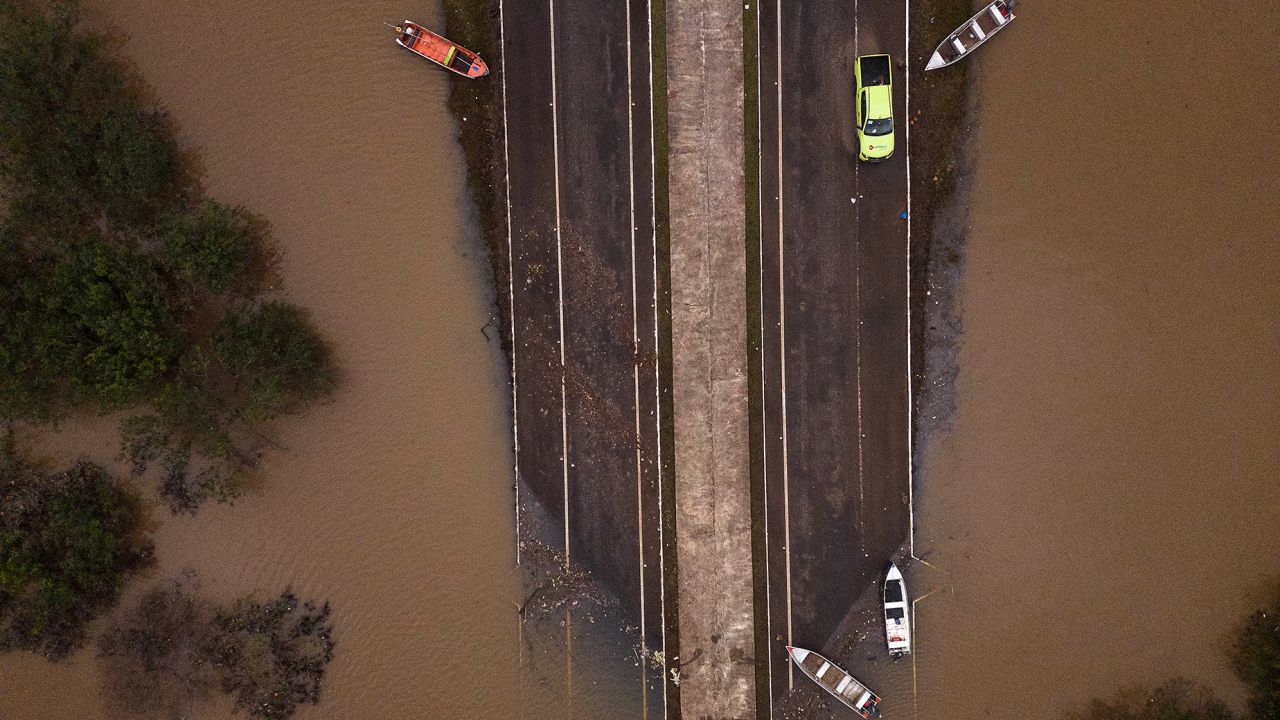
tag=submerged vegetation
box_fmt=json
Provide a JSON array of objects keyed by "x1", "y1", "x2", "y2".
[
  {"x1": 0, "y1": 0, "x2": 336, "y2": 512},
  {"x1": 0, "y1": 4, "x2": 337, "y2": 714},
  {"x1": 99, "y1": 573, "x2": 335, "y2": 720},
  {"x1": 1070, "y1": 581, "x2": 1280, "y2": 720},
  {"x1": 0, "y1": 445, "x2": 153, "y2": 660}
]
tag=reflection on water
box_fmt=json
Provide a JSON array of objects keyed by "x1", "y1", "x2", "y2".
[
  {"x1": 0, "y1": 1, "x2": 642, "y2": 718},
  {"x1": 915, "y1": 2, "x2": 1280, "y2": 718}
]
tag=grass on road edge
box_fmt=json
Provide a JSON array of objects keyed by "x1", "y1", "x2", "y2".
[{"x1": 443, "y1": 0, "x2": 509, "y2": 357}]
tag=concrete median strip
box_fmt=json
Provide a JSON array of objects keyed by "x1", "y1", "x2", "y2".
[{"x1": 666, "y1": 0, "x2": 756, "y2": 716}]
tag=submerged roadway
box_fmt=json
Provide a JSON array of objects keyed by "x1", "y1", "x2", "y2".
[{"x1": 496, "y1": 0, "x2": 912, "y2": 715}]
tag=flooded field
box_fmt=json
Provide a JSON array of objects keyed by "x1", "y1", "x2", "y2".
[
  {"x1": 914, "y1": 1, "x2": 1280, "y2": 718},
  {"x1": 0, "y1": 1, "x2": 639, "y2": 718}
]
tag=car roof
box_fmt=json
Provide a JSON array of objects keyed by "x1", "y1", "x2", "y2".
[{"x1": 865, "y1": 86, "x2": 892, "y2": 119}]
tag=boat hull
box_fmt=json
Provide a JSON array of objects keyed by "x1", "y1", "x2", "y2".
[
  {"x1": 787, "y1": 646, "x2": 882, "y2": 717},
  {"x1": 395, "y1": 20, "x2": 489, "y2": 78},
  {"x1": 883, "y1": 563, "x2": 912, "y2": 657},
  {"x1": 925, "y1": 0, "x2": 1015, "y2": 70}
]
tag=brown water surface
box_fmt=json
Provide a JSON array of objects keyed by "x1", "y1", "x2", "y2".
[
  {"x1": 915, "y1": 2, "x2": 1280, "y2": 717},
  {"x1": 0, "y1": 1, "x2": 638, "y2": 717}
]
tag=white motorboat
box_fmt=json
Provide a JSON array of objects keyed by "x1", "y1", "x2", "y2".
[{"x1": 883, "y1": 563, "x2": 912, "y2": 657}]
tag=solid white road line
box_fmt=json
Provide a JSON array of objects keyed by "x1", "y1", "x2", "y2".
[
  {"x1": 497, "y1": 0, "x2": 520, "y2": 569},
  {"x1": 755, "y1": 0, "x2": 775, "y2": 711},
  {"x1": 904, "y1": 0, "x2": 917, "y2": 562},
  {"x1": 624, "y1": 2, "x2": 650, "y2": 716},
  {"x1": 774, "y1": 0, "x2": 794, "y2": 691},
  {"x1": 853, "y1": 0, "x2": 867, "y2": 544},
  {"x1": 645, "y1": 1, "x2": 669, "y2": 715},
  {"x1": 548, "y1": 0, "x2": 571, "y2": 573}
]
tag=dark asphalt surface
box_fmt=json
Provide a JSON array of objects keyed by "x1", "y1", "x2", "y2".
[
  {"x1": 500, "y1": 0, "x2": 666, "y2": 710},
  {"x1": 758, "y1": 0, "x2": 912, "y2": 709}
]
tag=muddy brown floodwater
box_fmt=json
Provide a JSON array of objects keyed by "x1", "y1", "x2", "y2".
[
  {"x1": 914, "y1": 2, "x2": 1280, "y2": 718},
  {"x1": 0, "y1": 1, "x2": 640, "y2": 718}
]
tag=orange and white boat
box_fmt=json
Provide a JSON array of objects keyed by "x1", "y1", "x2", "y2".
[{"x1": 394, "y1": 21, "x2": 488, "y2": 78}]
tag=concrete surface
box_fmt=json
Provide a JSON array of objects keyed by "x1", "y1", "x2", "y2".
[{"x1": 666, "y1": 0, "x2": 757, "y2": 716}]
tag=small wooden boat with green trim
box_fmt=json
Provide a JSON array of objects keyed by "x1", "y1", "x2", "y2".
[{"x1": 394, "y1": 21, "x2": 488, "y2": 78}]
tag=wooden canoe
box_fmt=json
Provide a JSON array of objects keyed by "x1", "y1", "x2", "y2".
[{"x1": 395, "y1": 21, "x2": 488, "y2": 78}]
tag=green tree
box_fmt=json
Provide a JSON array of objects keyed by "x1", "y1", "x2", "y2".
[
  {"x1": 120, "y1": 348, "x2": 245, "y2": 514},
  {"x1": 0, "y1": 1, "x2": 182, "y2": 227},
  {"x1": 161, "y1": 200, "x2": 267, "y2": 295},
  {"x1": 0, "y1": 453, "x2": 153, "y2": 660},
  {"x1": 1, "y1": 0, "x2": 338, "y2": 516},
  {"x1": 1233, "y1": 584, "x2": 1280, "y2": 720},
  {"x1": 214, "y1": 302, "x2": 337, "y2": 421},
  {"x1": 94, "y1": 102, "x2": 182, "y2": 226},
  {"x1": 0, "y1": 237, "x2": 184, "y2": 418}
]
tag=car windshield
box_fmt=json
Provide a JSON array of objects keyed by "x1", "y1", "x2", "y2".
[{"x1": 864, "y1": 117, "x2": 893, "y2": 136}]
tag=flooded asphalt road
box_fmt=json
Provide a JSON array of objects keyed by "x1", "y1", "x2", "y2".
[
  {"x1": 2, "y1": 1, "x2": 1278, "y2": 719},
  {"x1": 758, "y1": 0, "x2": 912, "y2": 709}
]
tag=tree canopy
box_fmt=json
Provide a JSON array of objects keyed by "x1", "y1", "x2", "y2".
[
  {"x1": 1, "y1": 0, "x2": 336, "y2": 513},
  {"x1": 0, "y1": 452, "x2": 153, "y2": 660}
]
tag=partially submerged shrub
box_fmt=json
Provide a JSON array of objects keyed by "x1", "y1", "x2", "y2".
[
  {"x1": 98, "y1": 573, "x2": 215, "y2": 718},
  {"x1": 100, "y1": 575, "x2": 336, "y2": 720},
  {"x1": 1233, "y1": 584, "x2": 1280, "y2": 720},
  {"x1": 1066, "y1": 679, "x2": 1236, "y2": 720},
  {"x1": 0, "y1": 455, "x2": 153, "y2": 660},
  {"x1": 207, "y1": 590, "x2": 336, "y2": 720}
]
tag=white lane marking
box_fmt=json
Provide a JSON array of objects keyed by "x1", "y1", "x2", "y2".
[
  {"x1": 904, "y1": 0, "x2": 918, "y2": 562},
  {"x1": 853, "y1": 0, "x2": 866, "y2": 543},
  {"x1": 498, "y1": 0, "x2": 520, "y2": 569},
  {"x1": 775, "y1": 0, "x2": 794, "y2": 691},
  {"x1": 755, "y1": 0, "x2": 775, "y2": 712},
  {"x1": 624, "y1": 2, "x2": 649, "y2": 715},
  {"x1": 548, "y1": 0, "x2": 571, "y2": 572},
  {"x1": 644, "y1": 1, "x2": 669, "y2": 714},
  {"x1": 500, "y1": 10, "x2": 523, "y2": 715},
  {"x1": 550, "y1": 2, "x2": 572, "y2": 708}
]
